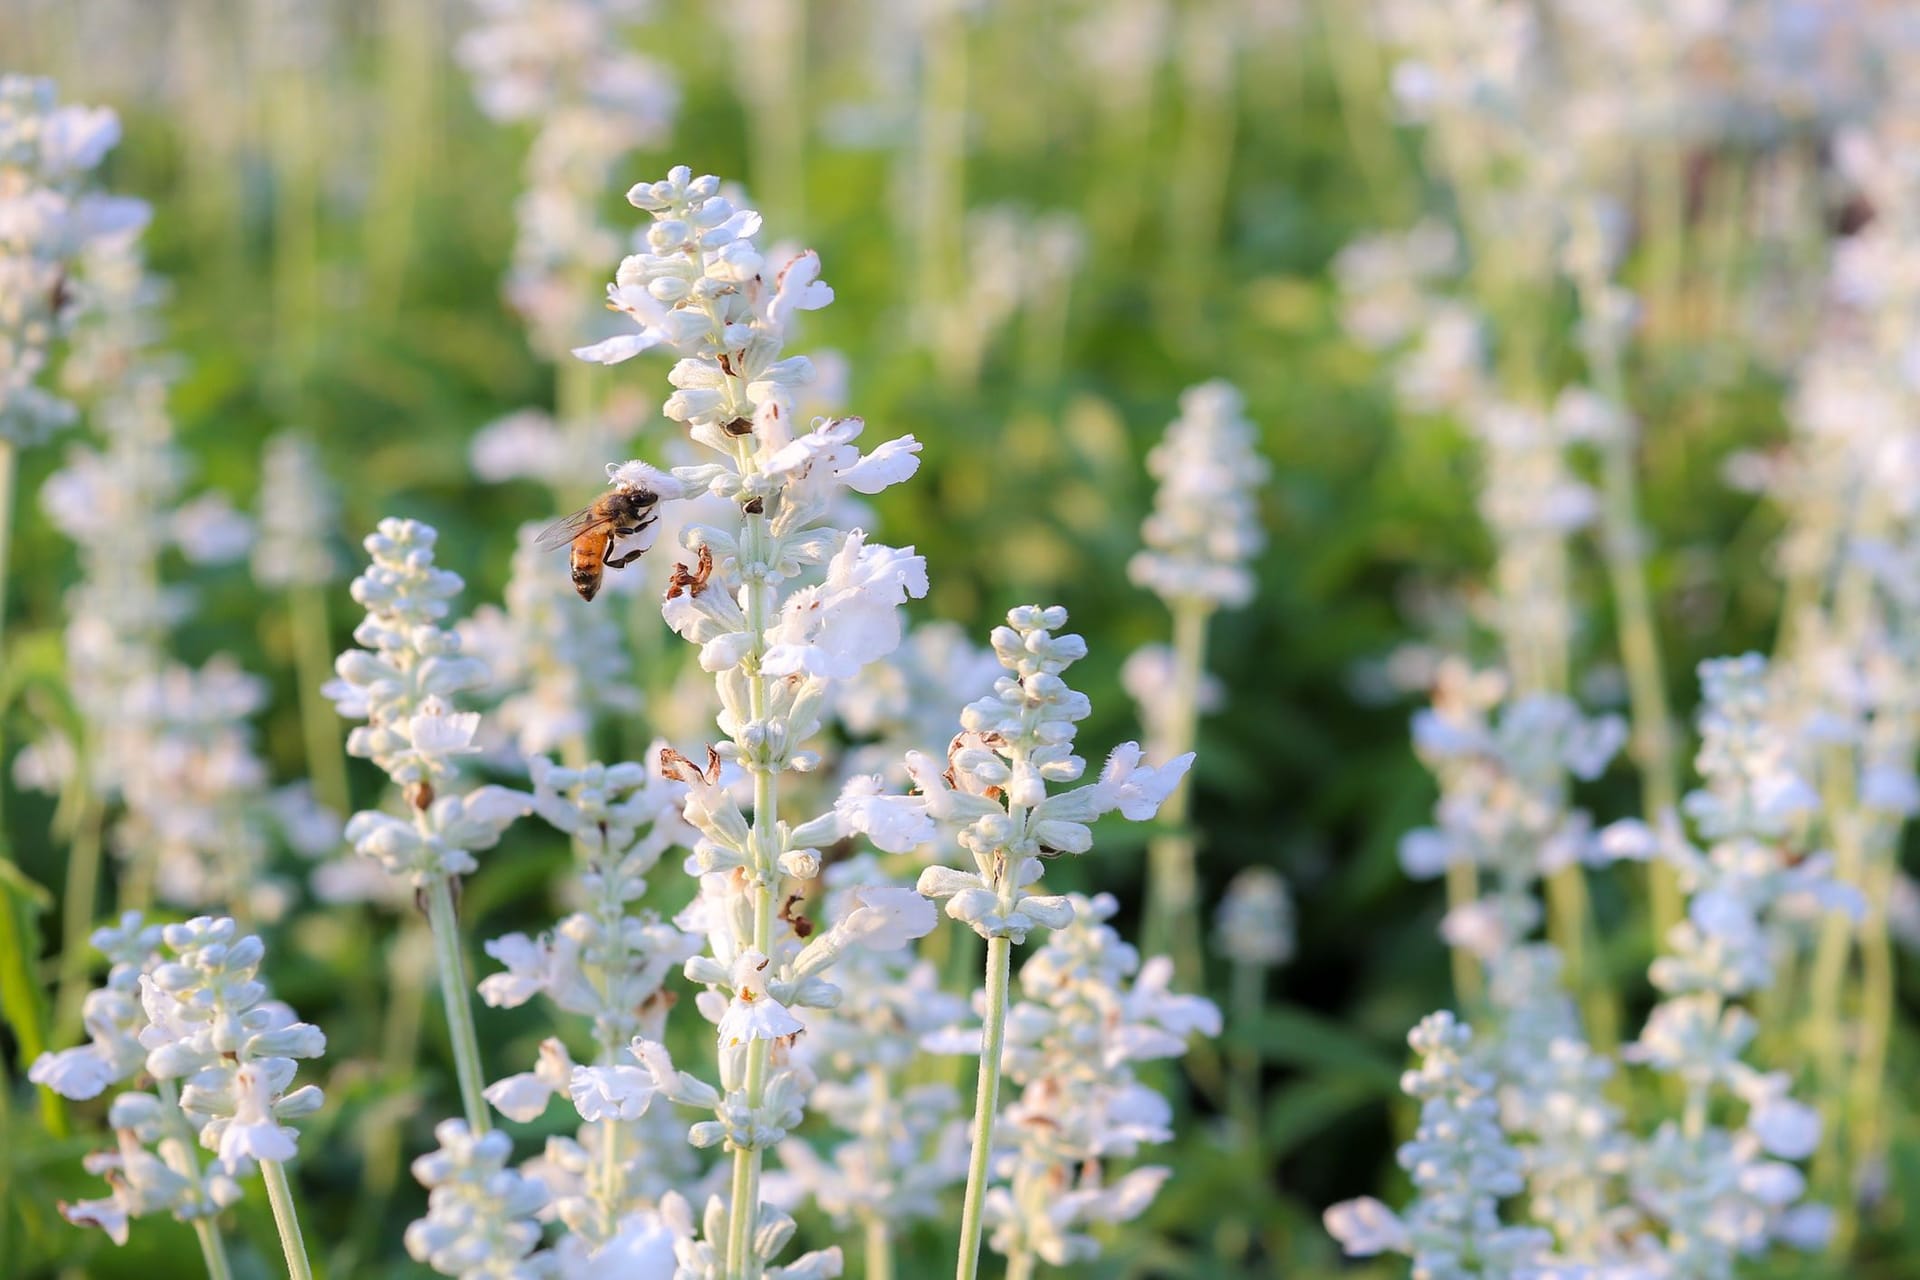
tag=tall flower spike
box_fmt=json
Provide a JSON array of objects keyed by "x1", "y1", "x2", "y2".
[
  {"x1": 576, "y1": 166, "x2": 924, "y2": 1280},
  {"x1": 332, "y1": 516, "x2": 530, "y2": 1135},
  {"x1": 0, "y1": 74, "x2": 144, "y2": 445},
  {"x1": 906, "y1": 605, "x2": 1194, "y2": 1280},
  {"x1": 1128, "y1": 379, "x2": 1267, "y2": 610}
]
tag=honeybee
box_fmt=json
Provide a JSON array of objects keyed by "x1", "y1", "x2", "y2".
[{"x1": 534, "y1": 484, "x2": 665, "y2": 601}]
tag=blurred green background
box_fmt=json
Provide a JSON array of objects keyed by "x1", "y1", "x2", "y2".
[{"x1": 5, "y1": 1, "x2": 1904, "y2": 1277}]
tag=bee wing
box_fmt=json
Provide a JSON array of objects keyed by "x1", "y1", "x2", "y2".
[{"x1": 532, "y1": 505, "x2": 614, "y2": 551}]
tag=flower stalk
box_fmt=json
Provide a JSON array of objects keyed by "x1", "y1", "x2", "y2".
[{"x1": 954, "y1": 931, "x2": 1011, "y2": 1280}]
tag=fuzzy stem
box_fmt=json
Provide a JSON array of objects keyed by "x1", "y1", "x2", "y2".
[
  {"x1": 291, "y1": 582, "x2": 351, "y2": 817},
  {"x1": 1571, "y1": 228, "x2": 1682, "y2": 938},
  {"x1": 1142, "y1": 599, "x2": 1212, "y2": 985},
  {"x1": 54, "y1": 793, "x2": 105, "y2": 1040},
  {"x1": 955, "y1": 931, "x2": 1012, "y2": 1280},
  {"x1": 725, "y1": 488, "x2": 781, "y2": 1280},
  {"x1": 156, "y1": 1079, "x2": 234, "y2": 1280},
  {"x1": 865, "y1": 1214, "x2": 895, "y2": 1280},
  {"x1": 261, "y1": 1159, "x2": 315, "y2": 1280},
  {"x1": 423, "y1": 872, "x2": 490, "y2": 1133},
  {"x1": 0, "y1": 437, "x2": 14, "y2": 656},
  {"x1": 1230, "y1": 958, "x2": 1264, "y2": 1147},
  {"x1": 1443, "y1": 858, "x2": 1483, "y2": 1011},
  {"x1": 1005, "y1": 1248, "x2": 1036, "y2": 1280}
]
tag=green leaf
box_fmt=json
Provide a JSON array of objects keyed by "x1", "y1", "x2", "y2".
[{"x1": 1227, "y1": 1004, "x2": 1403, "y2": 1087}]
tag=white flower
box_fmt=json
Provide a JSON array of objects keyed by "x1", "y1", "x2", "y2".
[
  {"x1": 1096, "y1": 743, "x2": 1195, "y2": 820},
  {"x1": 216, "y1": 1061, "x2": 299, "y2": 1166},
  {"x1": 1324, "y1": 1196, "x2": 1410, "y2": 1256},
  {"x1": 717, "y1": 951, "x2": 805, "y2": 1047},
  {"x1": 760, "y1": 532, "x2": 929, "y2": 681},
  {"x1": 831, "y1": 775, "x2": 935, "y2": 853},
  {"x1": 568, "y1": 1064, "x2": 658, "y2": 1122}
]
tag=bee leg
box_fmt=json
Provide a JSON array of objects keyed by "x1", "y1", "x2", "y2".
[{"x1": 606, "y1": 548, "x2": 646, "y2": 569}]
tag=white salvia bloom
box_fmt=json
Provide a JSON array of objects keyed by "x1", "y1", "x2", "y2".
[
  {"x1": 1326, "y1": 1012, "x2": 1551, "y2": 1275},
  {"x1": 29, "y1": 157, "x2": 278, "y2": 916},
  {"x1": 1331, "y1": 220, "x2": 1461, "y2": 350},
  {"x1": 576, "y1": 167, "x2": 933, "y2": 1279},
  {"x1": 251, "y1": 430, "x2": 339, "y2": 588},
  {"x1": 1214, "y1": 866, "x2": 1294, "y2": 968},
  {"x1": 930, "y1": 894, "x2": 1219, "y2": 1267},
  {"x1": 139, "y1": 917, "x2": 327, "y2": 1168},
  {"x1": 406, "y1": 1119, "x2": 557, "y2": 1279},
  {"x1": 914, "y1": 606, "x2": 1195, "y2": 942},
  {"x1": 332, "y1": 517, "x2": 532, "y2": 883},
  {"x1": 1398, "y1": 659, "x2": 1626, "y2": 958},
  {"x1": 0, "y1": 74, "x2": 145, "y2": 446},
  {"x1": 1128, "y1": 380, "x2": 1267, "y2": 609},
  {"x1": 477, "y1": 749, "x2": 698, "y2": 1242},
  {"x1": 39, "y1": 914, "x2": 315, "y2": 1247}
]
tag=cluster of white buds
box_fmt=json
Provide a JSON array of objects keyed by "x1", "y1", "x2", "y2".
[
  {"x1": 113, "y1": 659, "x2": 288, "y2": 918},
  {"x1": 456, "y1": 0, "x2": 676, "y2": 360},
  {"x1": 1214, "y1": 866, "x2": 1294, "y2": 969},
  {"x1": 1128, "y1": 380, "x2": 1267, "y2": 610},
  {"x1": 251, "y1": 430, "x2": 340, "y2": 589},
  {"x1": 460, "y1": 523, "x2": 642, "y2": 759},
  {"x1": 0, "y1": 74, "x2": 144, "y2": 445},
  {"x1": 1397, "y1": 660, "x2": 1626, "y2": 960},
  {"x1": 138, "y1": 917, "x2": 327, "y2": 1167},
  {"x1": 1330, "y1": 220, "x2": 1460, "y2": 351},
  {"x1": 913, "y1": 606, "x2": 1194, "y2": 941},
  {"x1": 405, "y1": 1119, "x2": 555, "y2": 1279},
  {"x1": 1325, "y1": 1012, "x2": 1552, "y2": 1275},
  {"x1": 478, "y1": 753, "x2": 699, "y2": 1242},
  {"x1": 779, "y1": 857, "x2": 971, "y2": 1234},
  {"x1": 1650, "y1": 655, "x2": 1852, "y2": 996},
  {"x1": 932, "y1": 893, "x2": 1219, "y2": 1268},
  {"x1": 1612, "y1": 656, "x2": 1843, "y2": 1264},
  {"x1": 331, "y1": 518, "x2": 530, "y2": 883},
  {"x1": 34, "y1": 914, "x2": 321, "y2": 1246},
  {"x1": 635, "y1": 799, "x2": 937, "y2": 1138}
]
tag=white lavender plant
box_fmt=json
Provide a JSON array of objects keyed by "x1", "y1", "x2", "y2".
[
  {"x1": 909, "y1": 604, "x2": 1195, "y2": 1280},
  {"x1": 1127, "y1": 378, "x2": 1266, "y2": 982},
  {"x1": 330, "y1": 517, "x2": 532, "y2": 1132},
  {"x1": 475, "y1": 752, "x2": 700, "y2": 1245},
  {"x1": 32, "y1": 913, "x2": 325, "y2": 1279},
  {"x1": 575, "y1": 164, "x2": 930, "y2": 1280}
]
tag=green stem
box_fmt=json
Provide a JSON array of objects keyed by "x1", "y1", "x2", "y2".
[
  {"x1": 1572, "y1": 221, "x2": 1682, "y2": 940},
  {"x1": 0, "y1": 437, "x2": 15, "y2": 653},
  {"x1": 261, "y1": 1159, "x2": 315, "y2": 1280},
  {"x1": 193, "y1": 1218, "x2": 237, "y2": 1280},
  {"x1": 865, "y1": 1214, "x2": 895, "y2": 1280},
  {"x1": 1229, "y1": 959, "x2": 1264, "y2": 1148},
  {"x1": 954, "y1": 932, "x2": 1012, "y2": 1280},
  {"x1": 1141, "y1": 600, "x2": 1212, "y2": 985},
  {"x1": 291, "y1": 583, "x2": 351, "y2": 818},
  {"x1": 423, "y1": 872, "x2": 490, "y2": 1133},
  {"x1": 726, "y1": 491, "x2": 780, "y2": 1280},
  {"x1": 1006, "y1": 1248, "x2": 1036, "y2": 1280},
  {"x1": 1443, "y1": 858, "x2": 1483, "y2": 1011},
  {"x1": 54, "y1": 793, "x2": 104, "y2": 1041},
  {"x1": 155, "y1": 1080, "x2": 234, "y2": 1280}
]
